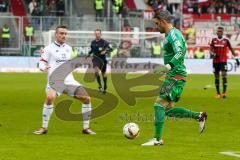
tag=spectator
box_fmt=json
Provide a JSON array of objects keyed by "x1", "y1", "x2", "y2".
[
  {"x1": 112, "y1": 0, "x2": 119, "y2": 17},
  {"x1": 151, "y1": 41, "x2": 161, "y2": 57},
  {"x1": 208, "y1": 3, "x2": 216, "y2": 14},
  {"x1": 94, "y1": 0, "x2": 104, "y2": 21},
  {"x1": 1, "y1": 24, "x2": 11, "y2": 48},
  {"x1": 24, "y1": 23, "x2": 34, "y2": 42},
  {"x1": 56, "y1": 0, "x2": 65, "y2": 16},
  {"x1": 112, "y1": 0, "x2": 123, "y2": 17},
  {"x1": 121, "y1": 4, "x2": 129, "y2": 18},
  {"x1": 151, "y1": 0, "x2": 159, "y2": 11},
  {"x1": 0, "y1": 0, "x2": 9, "y2": 12},
  {"x1": 201, "y1": 4, "x2": 208, "y2": 14},
  {"x1": 42, "y1": 4, "x2": 50, "y2": 30},
  {"x1": 147, "y1": 0, "x2": 153, "y2": 6},
  {"x1": 117, "y1": 0, "x2": 123, "y2": 15},
  {"x1": 28, "y1": 0, "x2": 38, "y2": 16},
  {"x1": 43, "y1": 3, "x2": 50, "y2": 16},
  {"x1": 185, "y1": 25, "x2": 195, "y2": 44},
  {"x1": 194, "y1": 48, "x2": 205, "y2": 59},
  {"x1": 38, "y1": 0, "x2": 45, "y2": 16},
  {"x1": 49, "y1": 0, "x2": 57, "y2": 16},
  {"x1": 118, "y1": 40, "x2": 132, "y2": 57},
  {"x1": 173, "y1": 9, "x2": 181, "y2": 27}
]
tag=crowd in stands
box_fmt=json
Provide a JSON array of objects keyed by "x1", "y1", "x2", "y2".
[
  {"x1": 26, "y1": 0, "x2": 65, "y2": 16},
  {"x1": 146, "y1": 0, "x2": 240, "y2": 14},
  {"x1": 0, "y1": 0, "x2": 9, "y2": 12},
  {"x1": 183, "y1": 0, "x2": 240, "y2": 14}
]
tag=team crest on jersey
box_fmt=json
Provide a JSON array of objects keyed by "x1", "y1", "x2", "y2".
[{"x1": 61, "y1": 54, "x2": 66, "y2": 59}]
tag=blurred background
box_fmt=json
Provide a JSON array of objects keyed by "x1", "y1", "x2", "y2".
[{"x1": 0, "y1": 0, "x2": 239, "y2": 59}]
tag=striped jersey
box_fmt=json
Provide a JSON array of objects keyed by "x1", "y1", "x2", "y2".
[{"x1": 210, "y1": 37, "x2": 231, "y2": 63}]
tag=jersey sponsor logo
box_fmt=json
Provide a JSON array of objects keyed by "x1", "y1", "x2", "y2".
[
  {"x1": 174, "y1": 40, "x2": 181, "y2": 49},
  {"x1": 61, "y1": 53, "x2": 66, "y2": 59},
  {"x1": 214, "y1": 44, "x2": 224, "y2": 47},
  {"x1": 174, "y1": 52, "x2": 183, "y2": 59},
  {"x1": 56, "y1": 59, "x2": 67, "y2": 63},
  {"x1": 173, "y1": 39, "x2": 183, "y2": 59}
]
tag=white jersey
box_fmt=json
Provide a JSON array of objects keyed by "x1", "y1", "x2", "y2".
[{"x1": 40, "y1": 41, "x2": 79, "y2": 87}]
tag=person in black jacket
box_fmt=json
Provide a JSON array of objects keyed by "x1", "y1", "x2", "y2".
[{"x1": 88, "y1": 29, "x2": 113, "y2": 94}]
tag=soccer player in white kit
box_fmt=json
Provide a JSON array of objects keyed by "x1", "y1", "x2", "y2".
[{"x1": 34, "y1": 25, "x2": 96, "y2": 135}]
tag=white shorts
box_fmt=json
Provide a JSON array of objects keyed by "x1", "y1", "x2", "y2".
[{"x1": 45, "y1": 79, "x2": 82, "y2": 96}]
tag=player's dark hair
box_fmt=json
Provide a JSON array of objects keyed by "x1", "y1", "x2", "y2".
[
  {"x1": 95, "y1": 28, "x2": 102, "y2": 33},
  {"x1": 217, "y1": 26, "x2": 224, "y2": 30},
  {"x1": 55, "y1": 25, "x2": 68, "y2": 31}
]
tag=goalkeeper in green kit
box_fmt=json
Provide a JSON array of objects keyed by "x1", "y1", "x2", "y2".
[{"x1": 141, "y1": 10, "x2": 207, "y2": 146}]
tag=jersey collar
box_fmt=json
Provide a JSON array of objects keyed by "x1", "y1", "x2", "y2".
[
  {"x1": 165, "y1": 27, "x2": 174, "y2": 36},
  {"x1": 54, "y1": 41, "x2": 65, "y2": 47},
  {"x1": 217, "y1": 36, "x2": 224, "y2": 40}
]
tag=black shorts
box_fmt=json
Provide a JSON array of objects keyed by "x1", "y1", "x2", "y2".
[
  {"x1": 92, "y1": 57, "x2": 107, "y2": 73},
  {"x1": 213, "y1": 62, "x2": 228, "y2": 73}
]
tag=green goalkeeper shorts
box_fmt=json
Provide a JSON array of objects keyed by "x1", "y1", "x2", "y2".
[{"x1": 159, "y1": 77, "x2": 186, "y2": 102}]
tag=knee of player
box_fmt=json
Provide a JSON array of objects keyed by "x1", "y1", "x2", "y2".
[
  {"x1": 222, "y1": 73, "x2": 227, "y2": 78},
  {"x1": 46, "y1": 94, "x2": 56, "y2": 102},
  {"x1": 155, "y1": 98, "x2": 168, "y2": 108},
  {"x1": 95, "y1": 71, "x2": 100, "y2": 76},
  {"x1": 82, "y1": 96, "x2": 91, "y2": 104},
  {"x1": 102, "y1": 74, "x2": 107, "y2": 78},
  {"x1": 214, "y1": 74, "x2": 220, "y2": 79},
  {"x1": 46, "y1": 95, "x2": 55, "y2": 105},
  {"x1": 166, "y1": 102, "x2": 175, "y2": 109}
]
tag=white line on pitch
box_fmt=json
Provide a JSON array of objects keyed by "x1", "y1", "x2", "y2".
[{"x1": 220, "y1": 152, "x2": 240, "y2": 158}]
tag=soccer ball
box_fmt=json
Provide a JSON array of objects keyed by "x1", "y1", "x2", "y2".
[{"x1": 123, "y1": 123, "x2": 140, "y2": 139}]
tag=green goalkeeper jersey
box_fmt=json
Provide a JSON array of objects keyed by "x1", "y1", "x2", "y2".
[{"x1": 162, "y1": 28, "x2": 187, "y2": 77}]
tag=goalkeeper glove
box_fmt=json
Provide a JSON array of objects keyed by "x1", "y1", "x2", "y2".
[{"x1": 153, "y1": 64, "x2": 171, "y2": 75}]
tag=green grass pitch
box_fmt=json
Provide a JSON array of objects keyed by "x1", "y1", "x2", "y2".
[{"x1": 0, "y1": 73, "x2": 240, "y2": 160}]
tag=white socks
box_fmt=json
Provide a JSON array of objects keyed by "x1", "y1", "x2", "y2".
[
  {"x1": 82, "y1": 103, "x2": 92, "y2": 129},
  {"x1": 42, "y1": 104, "x2": 54, "y2": 129},
  {"x1": 41, "y1": 103, "x2": 91, "y2": 130}
]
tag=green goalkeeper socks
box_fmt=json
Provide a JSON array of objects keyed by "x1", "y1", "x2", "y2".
[
  {"x1": 165, "y1": 107, "x2": 200, "y2": 120},
  {"x1": 154, "y1": 105, "x2": 200, "y2": 139},
  {"x1": 154, "y1": 103, "x2": 166, "y2": 140}
]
